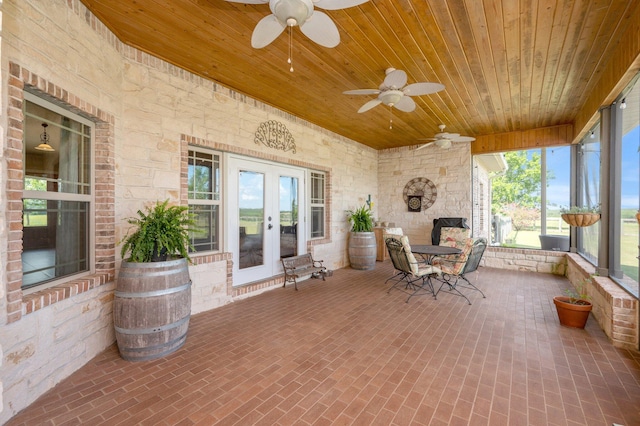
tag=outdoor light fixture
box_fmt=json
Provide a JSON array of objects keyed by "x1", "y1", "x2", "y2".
[
  {"x1": 620, "y1": 98, "x2": 627, "y2": 109},
  {"x1": 590, "y1": 131, "x2": 595, "y2": 139},
  {"x1": 35, "y1": 123, "x2": 55, "y2": 152}
]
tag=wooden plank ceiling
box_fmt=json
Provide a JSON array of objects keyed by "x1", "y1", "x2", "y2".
[{"x1": 80, "y1": 0, "x2": 639, "y2": 151}]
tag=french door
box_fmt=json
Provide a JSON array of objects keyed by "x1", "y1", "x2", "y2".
[{"x1": 227, "y1": 156, "x2": 306, "y2": 285}]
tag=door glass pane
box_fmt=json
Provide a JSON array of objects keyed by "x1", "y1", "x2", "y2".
[
  {"x1": 239, "y1": 170, "x2": 264, "y2": 269},
  {"x1": 280, "y1": 176, "x2": 298, "y2": 258}
]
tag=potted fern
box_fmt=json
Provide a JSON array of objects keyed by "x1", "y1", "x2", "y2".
[
  {"x1": 553, "y1": 279, "x2": 593, "y2": 328},
  {"x1": 346, "y1": 204, "x2": 376, "y2": 270},
  {"x1": 115, "y1": 200, "x2": 197, "y2": 361}
]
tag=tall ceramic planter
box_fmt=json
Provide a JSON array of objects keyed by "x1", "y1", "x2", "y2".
[
  {"x1": 348, "y1": 231, "x2": 377, "y2": 270},
  {"x1": 114, "y1": 258, "x2": 192, "y2": 361},
  {"x1": 553, "y1": 296, "x2": 592, "y2": 328}
]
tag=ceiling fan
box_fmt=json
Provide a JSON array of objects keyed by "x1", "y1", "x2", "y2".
[
  {"x1": 225, "y1": 0, "x2": 369, "y2": 49},
  {"x1": 343, "y1": 68, "x2": 445, "y2": 114},
  {"x1": 416, "y1": 124, "x2": 475, "y2": 150}
]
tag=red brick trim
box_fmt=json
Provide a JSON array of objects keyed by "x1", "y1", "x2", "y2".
[{"x1": 6, "y1": 63, "x2": 116, "y2": 323}]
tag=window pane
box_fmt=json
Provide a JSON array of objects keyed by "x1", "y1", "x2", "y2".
[
  {"x1": 188, "y1": 150, "x2": 218, "y2": 200},
  {"x1": 22, "y1": 200, "x2": 89, "y2": 289},
  {"x1": 311, "y1": 206, "x2": 324, "y2": 238},
  {"x1": 24, "y1": 101, "x2": 91, "y2": 195},
  {"x1": 491, "y1": 149, "x2": 542, "y2": 248},
  {"x1": 189, "y1": 204, "x2": 219, "y2": 253},
  {"x1": 310, "y1": 172, "x2": 325, "y2": 239},
  {"x1": 618, "y1": 80, "x2": 639, "y2": 289},
  {"x1": 545, "y1": 146, "x2": 571, "y2": 240},
  {"x1": 578, "y1": 126, "x2": 601, "y2": 262}
]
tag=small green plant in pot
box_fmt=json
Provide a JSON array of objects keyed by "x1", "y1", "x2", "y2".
[
  {"x1": 346, "y1": 204, "x2": 376, "y2": 270},
  {"x1": 120, "y1": 199, "x2": 197, "y2": 262},
  {"x1": 553, "y1": 278, "x2": 593, "y2": 328}
]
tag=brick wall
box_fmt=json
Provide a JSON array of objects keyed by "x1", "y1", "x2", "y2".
[{"x1": 566, "y1": 254, "x2": 638, "y2": 350}]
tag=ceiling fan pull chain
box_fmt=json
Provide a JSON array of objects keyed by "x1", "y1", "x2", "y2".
[
  {"x1": 389, "y1": 105, "x2": 393, "y2": 129},
  {"x1": 287, "y1": 26, "x2": 294, "y2": 72}
]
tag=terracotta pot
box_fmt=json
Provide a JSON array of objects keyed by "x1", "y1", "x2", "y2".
[
  {"x1": 636, "y1": 211, "x2": 640, "y2": 225},
  {"x1": 553, "y1": 296, "x2": 592, "y2": 328},
  {"x1": 561, "y1": 213, "x2": 600, "y2": 227}
]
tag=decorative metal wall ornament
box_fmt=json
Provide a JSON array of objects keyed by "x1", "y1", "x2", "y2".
[
  {"x1": 402, "y1": 177, "x2": 437, "y2": 212},
  {"x1": 254, "y1": 120, "x2": 296, "y2": 153}
]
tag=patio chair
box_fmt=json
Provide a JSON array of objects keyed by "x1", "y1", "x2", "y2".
[
  {"x1": 433, "y1": 237, "x2": 487, "y2": 304},
  {"x1": 385, "y1": 236, "x2": 441, "y2": 303}
]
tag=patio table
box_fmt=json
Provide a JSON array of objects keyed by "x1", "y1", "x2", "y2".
[{"x1": 411, "y1": 244, "x2": 461, "y2": 264}]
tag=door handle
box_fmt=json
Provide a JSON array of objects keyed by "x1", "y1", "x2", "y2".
[{"x1": 268, "y1": 224, "x2": 273, "y2": 230}]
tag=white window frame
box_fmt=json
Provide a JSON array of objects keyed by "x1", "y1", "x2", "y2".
[
  {"x1": 187, "y1": 146, "x2": 222, "y2": 254},
  {"x1": 22, "y1": 92, "x2": 95, "y2": 293},
  {"x1": 309, "y1": 170, "x2": 326, "y2": 239}
]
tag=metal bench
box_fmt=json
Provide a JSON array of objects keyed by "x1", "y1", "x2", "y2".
[{"x1": 281, "y1": 253, "x2": 327, "y2": 290}]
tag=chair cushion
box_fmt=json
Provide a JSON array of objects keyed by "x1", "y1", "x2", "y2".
[
  {"x1": 440, "y1": 227, "x2": 471, "y2": 249},
  {"x1": 383, "y1": 227, "x2": 403, "y2": 241},
  {"x1": 436, "y1": 237, "x2": 474, "y2": 275},
  {"x1": 400, "y1": 235, "x2": 419, "y2": 275}
]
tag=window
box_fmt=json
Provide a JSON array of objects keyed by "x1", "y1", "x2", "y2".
[
  {"x1": 489, "y1": 148, "x2": 570, "y2": 249},
  {"x1": 309, "y1": 171, "x2": 325, "y2": 239},
  {"x1": 615, "y1": 77, "x2": 639, "y2": 293},
  {"x1": 577, "y1": 123, "x2": 601, "y2": 263},
  {"x1": 187, "y1": 148, "x2": 221, "y2": 253},
  {"x1": 22, "y1": 94, "x2": 93, "y2": 290}
]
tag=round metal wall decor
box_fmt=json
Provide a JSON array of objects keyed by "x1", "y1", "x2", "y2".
[{"x1": 402, "y1": 177, "x2": 437, "y2": 211}]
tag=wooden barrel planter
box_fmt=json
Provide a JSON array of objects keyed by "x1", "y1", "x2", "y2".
[
  {"x1": 348, "y1": 231, "x2": 377, "y2": 270},
  {"x1": 114, "y1": 258, "x2": 191, "y2": 361}
]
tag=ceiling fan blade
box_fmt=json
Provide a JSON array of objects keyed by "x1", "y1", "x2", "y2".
[
  {"x1": 358, "y1": 99, "x2": 382, "y2": 113},
  {"x1": 417, "y1": 137, "x2": 437, "y2": 141},
  {"x1": 225, "y1": 0, "x2": 269, "y2": 3},
  {"x1": 300, "y1": 11, "x2": 340, "y2": 48},
  {"x1": 403, "y1": 82, "x2": 445, "y2": 96},
  {"x1": 314, "y1": 0, "x2": 369, "y2": 10},
  {"x1": 452, "y1": 136, "x2": 476, "y2": 142},
  {"x1": 383, "y1": 69, "x2": 407, "y2": 89},
  {"x1": 343, "y1": 89, "x2": 381, "y2": 95},
  {"x1": 393, "y1": 96, "x2": 415, "y2": 112},
  {"x1": 415, "y1": 142, "x2": 435, "y2": 150},
  {"x1": 251, "y1": 14, "x2": 286, "y2": 48}
]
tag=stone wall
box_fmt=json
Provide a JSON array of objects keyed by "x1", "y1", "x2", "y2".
[
  {"x1": 377, "y1": 145, "x2": 472, "y2": 245},
  {"x1": 483, "y1": 247, "x2": 568, "y2": 275},
  {"x1": 0, "y1": 0, "x2": 378, "y2": 422}
]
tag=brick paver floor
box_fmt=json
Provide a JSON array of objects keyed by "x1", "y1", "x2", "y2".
[{"x1": 6, "y1": 263, "x2": 640, "y2": 425}]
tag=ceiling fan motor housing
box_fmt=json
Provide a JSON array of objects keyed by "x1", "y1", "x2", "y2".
[{"x1": 272, "y1": 0, "x2": 313, "y2": 26}]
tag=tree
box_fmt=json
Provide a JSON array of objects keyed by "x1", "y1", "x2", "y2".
[{"x1": 492, "y1": 150, "x2": 543, "y2": 214}]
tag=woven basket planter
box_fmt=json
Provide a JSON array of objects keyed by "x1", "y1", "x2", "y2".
[{"x1": 561, "y1": 213, "x2": 600, "y2": 227}]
